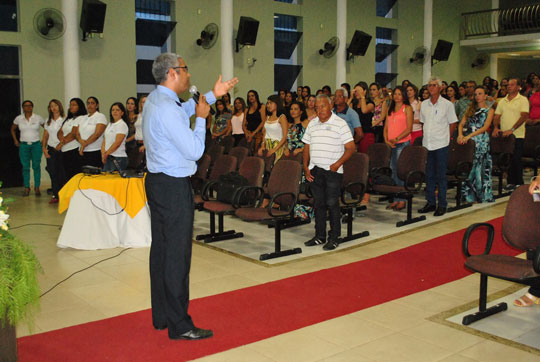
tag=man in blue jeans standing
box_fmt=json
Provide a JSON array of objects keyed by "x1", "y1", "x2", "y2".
[
  {"x1": 302, "y1": 94, "x2": 355, "y2": 250},
  {"x1": 419, "y1": 76, "x2": 458, "y2": 216}
]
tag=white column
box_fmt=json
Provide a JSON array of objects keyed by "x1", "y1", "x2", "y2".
[
  {"x1": 336, "y1": 0, "x2": 347, "y2": 89},
  {"x1": 62, "y1": 0, "x2": 80, "y2": 104},
  {"x1": 423, "y1": 0, "x2": 432, "y2": 84},
  {"x1": 221, "y1": 0, "x2": 234, "y2": 97}
]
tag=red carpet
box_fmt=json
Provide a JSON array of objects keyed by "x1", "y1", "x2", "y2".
[{"x1": 18, "y1": 217, "x2": 519, "y2": 362}]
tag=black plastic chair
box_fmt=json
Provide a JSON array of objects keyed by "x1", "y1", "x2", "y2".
[
  {"x1": 447, "y1": 138, "x2": 475, "y2": 212},
  {"x1": 490, "y1": 134, "x2": 515, "y2": 198}
]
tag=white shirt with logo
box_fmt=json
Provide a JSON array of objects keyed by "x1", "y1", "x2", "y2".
[
  {"x1": 78, "y1": 111, "x2": 108, "y2": 152},
  {"x1": 104, "y1": 120, "x2": 129, "y2": 157},
  {"x1": 13, "y1": 113, "x2": 45, "y2": 143}
]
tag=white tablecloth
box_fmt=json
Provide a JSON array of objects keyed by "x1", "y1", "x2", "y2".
[{"x1": 57, "y1": 189, "x2": 151, "y2": 250}]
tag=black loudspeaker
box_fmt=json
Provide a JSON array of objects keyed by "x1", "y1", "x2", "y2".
[
  {"x1": 236, "y1": 16, "x2": 259, "y2": 48},
  {"x1": 347, "y1": 30, "x2": 372, "y2": 57},
  {"x1": 80, "y1": 0, "x2": 107, "y2": 35},
  {"x1": 433, "y1": 40, "x2": 453, "y2": 61}
]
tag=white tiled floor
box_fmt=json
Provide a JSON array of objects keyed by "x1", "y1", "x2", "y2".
[{"x1": 5, "y1": 180, "x2": 539, "y2": 361}]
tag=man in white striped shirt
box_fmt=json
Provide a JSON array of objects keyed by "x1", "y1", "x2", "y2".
[{"x1": 302, "y1": 94, "x2": 355, "y2": 250}]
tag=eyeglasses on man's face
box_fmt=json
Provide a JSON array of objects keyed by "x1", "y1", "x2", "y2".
[{"x1": 172, "y1": 65, "x2": 188, "y2": 73}]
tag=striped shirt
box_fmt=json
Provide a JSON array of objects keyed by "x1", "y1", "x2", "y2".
[{"x1": 302, "y1": 113, "x2": 353, "y2": 174}]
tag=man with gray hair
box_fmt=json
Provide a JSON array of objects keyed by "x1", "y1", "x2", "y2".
[
  {"x1": 333, "y1": 87, "x2": 363, "y2": 143},
  {"x1": 419, "y1": 76, "x2": 458, "y2": 216},
  {"x1": 143, "y1": 53, "x2": 238, "y2": 340},
  {"x1": 302, "y1": 94, "x2": 355, "y2": 251}
]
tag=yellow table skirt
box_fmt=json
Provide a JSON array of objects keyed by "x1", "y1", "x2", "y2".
[{"x1": 58, "y1": 173, "x2": 147, "y2": 219}]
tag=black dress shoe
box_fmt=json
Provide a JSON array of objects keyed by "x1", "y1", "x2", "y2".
[
  {"x1": 169, "y1": 327, "x2": 213, "y2": 340},
  {"x1": 434, "y1": 207, "x2": 447, "y2": 217},
  {"x1": 418, "y1": 203, "x2": 436, "y2": 214}
]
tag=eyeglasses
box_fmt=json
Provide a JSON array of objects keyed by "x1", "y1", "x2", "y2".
[{"x1": 172, "y1": 66, "x2": 188, "y2": 73}]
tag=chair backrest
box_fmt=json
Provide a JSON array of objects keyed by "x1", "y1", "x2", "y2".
[
  {"x1": 490, "y1": 134, "x2": 515, "y2": 155},
  {"x1": 523, "y1": 124, "x2": 540, "y2": 157},
  {"x1": 396, "y1": 145, "x2": 427, "y2": 182},
  {"x1": 266, "y1": 160, "x2": 302, "y2": 208},
  {"x1": 342, "y1": 153, "x2": 369, "y2": 194},
  {"x1": 502, "y1": 185, "x2": 540, "y2": 251},
  {"x1": 207, "y1": 144, "x2": 224, "y2": 164},
  {"x1": 208, "y1": 154, "x2": 237, "y2": 181},
  {"x1": 221, "y1": 136, "x2": 235, "y2": 154},
  {"x1": 194, "y1": 154, "x2": 211, "y2": 180},
  {"x1": 447, "y1": 138, "x2": 476, "y2": 173},
  {"x1": 366, "y1": 143, "x2": 391, "y2": 171},
  {"x1": 412, "y1": 136, "x2": 423, "y2": 147},
  {"x1": 229, "y1": 146, "x2": 249, "y2": 169},
  {"x1": 238, "y1": 157, "x2": 265, "y2": 187},
  {"x1": 280, "y1": 151, "x2": 303, "y2": 164}
]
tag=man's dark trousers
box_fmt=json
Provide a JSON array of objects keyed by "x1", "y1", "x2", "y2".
[
  {"x1": 145, "y1": 172, "x2": 195, "y2": 336},
  {"x1": 426, "y1": 146, "x2": 449, "y2": 208},
  {"x1": 310, "y1": 166, "x2": 343, "y2": 241}
]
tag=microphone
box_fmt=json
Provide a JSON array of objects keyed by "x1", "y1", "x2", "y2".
[{"x1": 189, "y1": 85, "x2": 215, "y2": 115}]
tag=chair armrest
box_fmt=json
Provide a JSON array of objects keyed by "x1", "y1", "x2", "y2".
[
  {"x1": 404, "y1": 170, "x2": 425, "y2": 192},
  {"x1": 201, "y1": 180, "x2": 219, "y2": 201},
  {"x1": 341, "y1": 181, "x2": 365, "y2": 205},
  {"x1": 232, "y1": 186, "x2": 265, "y2": 209},
  {"x1": 267, "y1": 191, "x2": 297, "y2": 217},
  {"x1": 455, "y1": 161, "x2": 473, "y2": 180},
  {"x1": 462, "y1": 222, "x2": 495, "y2": 257}
]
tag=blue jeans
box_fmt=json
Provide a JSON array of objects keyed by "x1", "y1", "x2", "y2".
[
  {"x1": 19, "y1": 141, "x2": 42, "y2": 188},
  {"x1": 390, "y1": 141, "x2": 410, "y2": 202},
  {"x1": 426, "y1": 146, "x2": 449, "y2": 208}
]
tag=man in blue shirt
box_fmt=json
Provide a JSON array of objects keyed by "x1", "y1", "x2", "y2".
[
  {"x1": 333, "y1": 87, "x2": 363, "y2": 143},
  {"x1": 143, "y1": 53, "x2": 237, "y2": 341}
]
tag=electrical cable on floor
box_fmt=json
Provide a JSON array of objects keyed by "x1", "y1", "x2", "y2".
[
  {"x1": 8, "y1": 223, "x2": 62, "y2": 230},
  {"x1": 39, "y1": 247, "x2": 133, "y2": 298}
]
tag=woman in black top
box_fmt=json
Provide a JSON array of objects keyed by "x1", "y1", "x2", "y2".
[
  {"x1": 243, "y1": 90, "x2": 266, "y2": 153},
  {"x1": 353, "y1": 81, "x2": 375, "y2": 154}
]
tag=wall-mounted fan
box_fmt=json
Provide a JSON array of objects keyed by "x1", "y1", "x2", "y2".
[
  {"x1": 319, "y1": 37, "x2": 339, "y2": 58},
  {"x1": 409, "y1": 46, "x2": 429, "y2": 65},
  {"x1": 33, "y1": 8, "x2": 65, "y2": 40},
  {"x1": 196, "y1": 23, "x2": 219, "y2": 49},
  {"x1": 471, "y1": 53, "x2": 490, "y2": 69}
]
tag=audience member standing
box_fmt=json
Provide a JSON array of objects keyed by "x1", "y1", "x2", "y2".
[
  {"x1": 11, "y1": 100, "x2": 45, "y2": 196},
  {"x1": 528, "y1": 79, "x2": 540, "y2": 126},
  {"x1": 258, "y1": 94, "x2": 288, "y2": 163},
  {"x1": 58, "y1": 98, "x2": 86, "y2": 188},
  {"x1": 334, "y1": 87, "x2": 363, "y2": 144},
  {"x1": 384, "y1": 86, "x2": 413, "y2": 211},
  {"x1": 458, "y1": 86, "x2": 494, "y2": 203},
  {"x1": 134, "y1": 95, "x2": 147, "y2": 164},
  {"x1": 284, "y1": 101, "x2": 309, "y2": 158},
  {"x1": 77, "y1": 96, "x2": 107, "y2": 167},
  {"x1": 492, "y1": 78, "x2": 530, "y2": 190},
  {"x1": 211, "y1": 99, "x2": 232, "y2": 142},
  {"x1": 352, "y1": 82, "x2": 375, "y2": 153},
  {"x1": 42, "y1": 99, "x2": 65, "y2": 203},
  {"x1": 419, "y1": 77, "x2": 458, "y2": 217},
  {"x1": 406, "y1": 84, "x2": 422, "y2": 145},
  {"x1": 244, "y1": 90, "x2": 266, "y2": 153},
  {"x1": 369, "y1": 82, "x2": 388, "y2": 143},
  {"x1": 231, "y1": 97, "x2": 246, "y2": 146},
  {"x1": 455, "y1": 81, "x2": 476, "y2": 122},
  {"x1": 125, "y1": 97, "x2": 139, "y2": 168},
  {"x1": 102, "y1": 103, "x2": 129, "y2": 172},
  {"x1": 302, "y1": 95, "x2": 355, "y2": 251},
  {"x1": 305, "y1": 95, "x2": 317, "y2": 121}
]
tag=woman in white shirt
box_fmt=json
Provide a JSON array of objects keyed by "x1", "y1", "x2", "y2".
[
  {"x1": 102, "y1": 102, "x2": 129, "y2": 172},
  {"x1": 10, "y1": 100, "x2": 45, "y2": 196},
  {"x1": 57, "y1": 98, "x2": 87, "y2": 188},
  {"x1": 231, "y1": 97, "x2": 246, "y2": 146},
  {"x1": 42, "y1": 99, "x2": 65, "y2": 203},
  {"x1": 257, "y1": 94, "x2": 288, "y2": 163},
  {"x1": 77, "y1": 96, "x2": 107, "y2": 167}
]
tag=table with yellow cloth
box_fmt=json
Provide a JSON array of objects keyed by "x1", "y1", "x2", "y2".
[{"x1": 57, "y1": 173, "x2": 151, "y2": 250}]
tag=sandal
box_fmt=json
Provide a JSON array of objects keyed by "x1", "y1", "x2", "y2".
[
  {"x1": 514, "y1": 292, "x2": 540, "y2": 307},
  {"x1": 386, "y1": 202, "x2": 398, "y2": 210},
  {"x1": 23, "y1": 188, "x2": 30, "y2": 197}
]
